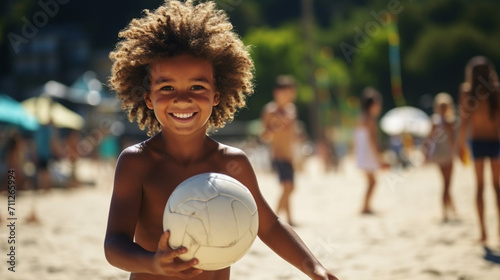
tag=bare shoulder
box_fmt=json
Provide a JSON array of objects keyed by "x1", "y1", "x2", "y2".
[
  {"x1": 118, "y1": 135, "x2": 162, "y2": 161},
  {"x1": 214, "y1": 142, "x2": 257, "y2": 187},
  {"x1": 115, "y1": 138, "x2": 160, "y2": 177},
  {"x1": 216, "y1": 142, "x2": 250, "y2": 164},
  {"x1": 119, "y1": 142, "x2": 145, "y2": 157},
  {"x1": 117, "y1": 141, "x2": 149, "y2": 165}
]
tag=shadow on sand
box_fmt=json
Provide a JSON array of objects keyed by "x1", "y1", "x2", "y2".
[{"x1": 484, "y1": 246, "x2": 500, "y2": 264}]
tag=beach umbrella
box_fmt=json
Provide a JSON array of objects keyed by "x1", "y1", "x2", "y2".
[
  {"x1": 69, "y1": 71, "x2": 104, "y2": 106},
  {"x1": 380, "y1": 106, "x2": 431, "y2": 137},
  {"x1": 22, "y1": 96, "x2": 85, "y2": 130},
  {"x1": 0, "y1": 94, "x2": 39, "y2": 131},
  {"x1": 45, "y1": 73, "x2": 119, "y2": 112}
]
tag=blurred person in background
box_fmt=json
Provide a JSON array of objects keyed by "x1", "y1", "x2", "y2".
[
  {"x1": 3, "y1": 131, "x2": 27, "y2": 190},
  {"x1": 65, "y1": 129, "x2": 81, "y2": 188},
  {"x1": 261, "y1": 75, "x2": 299, "y2": 226},
  {"x1": 35, "y1": 119, "x2": 62, "y2": 192},
  {"x1": 354, "y1": 87, "x2": 385, "y2": 215},
  {"x1": 426, "y1": 92, "x2": 458, "y2": 222},
  {"x1": 458, "y1": 56, "x2": 500, "y2": 244}
]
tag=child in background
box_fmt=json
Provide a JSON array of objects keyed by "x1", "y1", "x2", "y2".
[
  {"x1": 260, "y1": 75, "x2": 298, "y2": 226},
  {"x1": 104, "y1": 1, "x2": 338, "y2": 279},
  {"x1": 458, "y1": 56, "x2": 500, "y2": 244},
  {"x1": 354, "y1": 87, "x2": 384, "y2": 215},
  {"x1": 4, "y1": 132, "x2": 26, "y2": 190},
  {"x1": 426, "y1": 92, "x2": 458, "y2": 222}
]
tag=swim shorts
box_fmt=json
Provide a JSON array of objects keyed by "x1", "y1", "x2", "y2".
[
  {"x1": 273, "y1": 160, "x2": 294, "y2": 183},
  {"x1": 470, "y1": 140, "x2": 500, "y2": 159}
]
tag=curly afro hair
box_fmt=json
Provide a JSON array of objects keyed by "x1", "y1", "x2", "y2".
[{"x1": 108, "y1": 0, "x2": 254, "y2": 136}]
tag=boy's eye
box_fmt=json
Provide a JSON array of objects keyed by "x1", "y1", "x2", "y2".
[
  {"x1": 160, "y1": 85, "x2": 174, "y2": 91},
  {"x1": 191, "y1": 85, "x2": 205, "y2": 91}
]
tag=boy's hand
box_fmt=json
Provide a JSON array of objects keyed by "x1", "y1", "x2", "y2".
[{"x1": 153, "y1": 230, "x2": 203, "y2": 278}]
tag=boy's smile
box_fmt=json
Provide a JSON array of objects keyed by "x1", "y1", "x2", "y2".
[
  {"x1": 145, "y1": 54, "x2": 220, "y2": 135},
  {"x1": 169, "y1": 112, "x2": 198, "y2": 123}
]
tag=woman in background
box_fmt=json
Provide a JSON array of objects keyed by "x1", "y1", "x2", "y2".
[
  {"x1": 354, "y1": 87, "x2": 385, "y2": 214},
  {"x1": 427, "y1": 92, "x2": 458, "y2": 222},
  {"x1": 458, "y1": 56, "x2": 500, "y2": 244}
]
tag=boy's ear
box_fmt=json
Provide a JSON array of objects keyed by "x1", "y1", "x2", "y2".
[
  {"x1": 145, "y1": 93, "x2": 153, "y2": 109},
  {"x1": 213, "y1": 91, "x2": 220, "y2": 106}
]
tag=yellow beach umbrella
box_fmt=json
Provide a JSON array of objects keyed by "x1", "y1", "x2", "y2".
[{"x1": 22, "y1": 96, "x2": 85, "y2": 130}]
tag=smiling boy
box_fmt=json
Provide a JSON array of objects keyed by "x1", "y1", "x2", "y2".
[{"x1": 104, "y1": 1, "x2": 338, "y2": 279}]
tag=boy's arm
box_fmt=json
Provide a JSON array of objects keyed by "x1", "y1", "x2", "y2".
[
  {"x1": 260, "y1": 218, "x2": 337, "y2": 279},
  {"x1": 104, "y1": 148, "x2": 155, "y2": 273},
  {"x1": 230, "y1": 153, "x2": 338, "y2": 280},
  {"x1": 104, "y1": 148, "x2": 201, "y2": 278}
]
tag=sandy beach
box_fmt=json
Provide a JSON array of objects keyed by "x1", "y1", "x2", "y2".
[{"x1": 1, "y1": 155, "x2": 500, "y2": 280}]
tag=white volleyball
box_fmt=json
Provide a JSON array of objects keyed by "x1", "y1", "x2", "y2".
[{"x1": 163, "y1": 173, "x2": 259, "y2": 271}]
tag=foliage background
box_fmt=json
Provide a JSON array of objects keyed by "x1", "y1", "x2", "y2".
[{"x1": 1, "y1": 0, "x2": 499, "y2": 137}]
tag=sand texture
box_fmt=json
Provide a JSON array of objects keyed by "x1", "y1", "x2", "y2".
[{"x1": 1, "y1": 156, "x2": 500, "y2": 279}]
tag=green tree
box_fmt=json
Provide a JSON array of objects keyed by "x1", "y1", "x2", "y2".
[{"x1": 242, "y1": 24, "x2": 306, "y2": 120}]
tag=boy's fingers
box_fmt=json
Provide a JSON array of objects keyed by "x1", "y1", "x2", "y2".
[
  {"x1": 158, "y1": 258, "x2": 202, "y2": 277},
  {"x1": 167, "y1": 246, "x2": 187, "y2": 259},
  {"x1": 167, "y1": 258, "x2": 199, "y2": 272},
  {"x1": 157, "y1": 230, "x2": 170, "y2": 251},
  {"x1": 170, "y1": 269, "x2": 203, "y2": 280},
  {"x1": 157, "y1": 231, "x2": 188, "y2": 258}
]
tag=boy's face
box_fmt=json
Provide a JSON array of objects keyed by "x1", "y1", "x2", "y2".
[
  {"x1": 273, "y1": 87, "x2": 296, "y2": 107},
  {"x1": 145, "y1": 54, "x2": 220, "y2": 135}
]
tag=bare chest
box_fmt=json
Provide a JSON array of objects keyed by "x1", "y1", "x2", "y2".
[{"x1": 135, "y1": 160, "x2": 227, "y2": 250}]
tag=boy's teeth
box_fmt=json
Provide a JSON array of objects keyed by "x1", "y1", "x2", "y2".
[{"x1": 173, "y1": 113, "x2": 194, "y2": 119}]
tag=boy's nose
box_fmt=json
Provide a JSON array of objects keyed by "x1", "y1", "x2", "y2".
[{"x1": 173, "y1": 92, "x2": 193, "y2": 103}]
